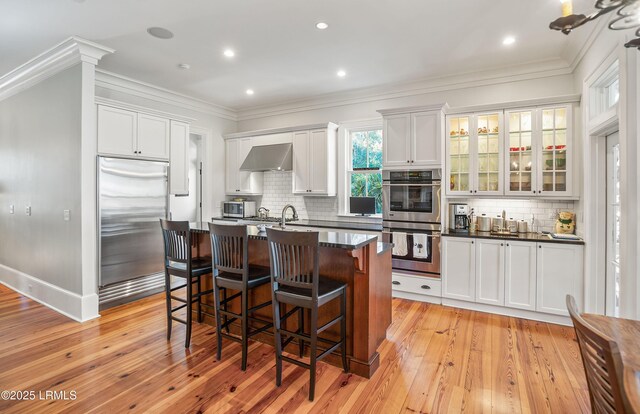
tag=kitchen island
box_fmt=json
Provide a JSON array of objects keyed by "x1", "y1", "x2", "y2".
[{"x1": 189, "y1": 223, "x2": 393, "y2": 378}]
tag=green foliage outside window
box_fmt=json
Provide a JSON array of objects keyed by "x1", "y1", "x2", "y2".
[{"x1": 349, "y1": 130, "x2": 382, "y2": 214}]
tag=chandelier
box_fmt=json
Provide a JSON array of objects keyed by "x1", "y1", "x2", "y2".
[{"x1": 549, "y1": 0, "x2": 640, "y2": 50}]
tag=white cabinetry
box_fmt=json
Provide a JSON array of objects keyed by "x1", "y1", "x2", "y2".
[
  {"x1": 442, "y1": 237, "x2": 476, "y2": 301},
  {"x1": 97, "y1": 105, "x2": 170, "y2": 160},
  {"x1": 169, "y1": 121, "x2": 189, "y2": 196},
  {"x1": 504, "y1": 241, "x2": 537, "y2": 310},
  {"x1": 292, "y1": 126, "x2": 337, "y2": 195},
  {"x1": 442, "y1": 236, "x2": 583, "y2": 320},
  {"x1": 536, "y1": 242, "x2": 583, "y2": 316},
  {"x1": 378, "y1": 105, "x2": 445, "y2": 169},
  {"x1": 475, "y1": 239, "x2": 505, "y2": 306},
  {"x1": 225, "y1": 137, "x2": 263, "y2": 195}
]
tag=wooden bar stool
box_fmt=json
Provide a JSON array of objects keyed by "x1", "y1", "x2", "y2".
[
  {"x1": 160, "y1": 219, "x2": 214, "y2": 348},
  {"x1": 266, "y1": 228, "x2": 348, "y2": 401},
  {"x1": 208, "y1": 223, "x2": 274, "y2": 371}
]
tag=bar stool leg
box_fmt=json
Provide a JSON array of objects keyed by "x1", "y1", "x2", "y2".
[
  {"x1": 273, "y1": 301, "x2": 283, "y2": 386},
  {"x1": 340, "y1": 288, "x2": 348, "y2": 372},
  {"x1": 185, "y1": 276, "x2": 193, "y2": 348},
  {"x1": 241, "y1": 290, "x2": 249, "y2": 371},
  {"x1": 213, "y1": 282, "x2": 223, "y2": 361},
  {"x1": 223, "y1": 288, "x2": 230, "y2": 334},
  {"x1": 298, "y1": 307, "x2": 305, "y2": 357},
  {"x1": 164, "y1": 270, "x2": 172, "y2": 340},
  {"x1": 309, "y1": 307, "x2": 318, "y2": 401}
]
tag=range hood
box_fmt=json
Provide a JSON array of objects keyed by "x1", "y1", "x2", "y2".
[{"x1": 240, "y1": 143, "x2": 293, "y2": 172}]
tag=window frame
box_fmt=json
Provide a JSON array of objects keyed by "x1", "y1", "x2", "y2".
[{"x1": 337, "y1": 119, "x2": 383, "y2": 218}]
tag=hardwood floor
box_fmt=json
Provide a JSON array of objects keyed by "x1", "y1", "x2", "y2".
[{"x1": 0, "y1": 284, "x2": 589, "y2": 413}]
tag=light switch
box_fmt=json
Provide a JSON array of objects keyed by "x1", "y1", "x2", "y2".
[
  {"x1": 9, "y1": 205, "x2": 14, "y2": 214},
  {"x1": 63, "y1": 209, "x2": 70, "y2": 221},
  {"x1": 25, "y1": 206, "x2": 31, "y2": 216}
]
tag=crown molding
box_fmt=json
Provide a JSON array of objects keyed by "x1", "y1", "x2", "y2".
[
  {"x1": 567, "y1": 15, "x2": 610, "y2": 73},
  {"x1": 224, "y1": 122, "x2": 338, "y2": 140},
  {"x1": 235, "y1": 58, "x2": 573, "y2": 121},
  {"x1": 447, "y1": 94, "x2": 581, "y2": 115},
  {"x1": 377, "y1": 103, "x2": 448, "y2": 116},
  {"x1": 0, "y1": 36, "x2": 113, "y2": 102},
  {"x1": 95, "y1": 96, "x2": 197, "y2": 123},
  {"x1": 95, "y1": 69, "x2": 237, "y2": 121}
]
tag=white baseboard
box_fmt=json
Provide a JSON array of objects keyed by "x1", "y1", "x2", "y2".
[
  {"x1": 0, "y1": 264, "x2": 100, "y2": 322},
  {"x1": 441, "y1": 297, "x2": 571, "y2": 326},
  {"x1": 393, "y1": 290, "x2": 443, "y2": 305}
]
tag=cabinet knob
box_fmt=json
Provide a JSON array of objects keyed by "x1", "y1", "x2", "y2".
[
  {"x1": 500, "y1": 243, "x2": 504, "y2": 246},
  {"x1": 411, "y1": 160, "x2": 414, "y2": 163},
  {"x1": 392, "y1": 281, "x2": 400, "y2": 285},
  {"x1": 471, "y1": 241, "x2": 474, "y2": 244},
  {"x1": 407, "y1": 160, "x2": 410, "y2": 163},
  {"x1": 538, "y1": 190, "x2": 542, "y2": 194},
  {"x1": 474, "y1": 190, "x2": 477, "y2": 193},
  {"x1": 470, "y1": 190, "x2": 473, "y2": 194},
  {"x1": 507, "y1": 243, "x2": 510, "y2": 246},
  {"x1": 420, "y1": 285, "x2": 431, "y2": 290},
  {"x1": 539, "y1": 245, "x2": 542, "y2": 248},
  {"x1": 533, "y1": 190, "x2": 536, "y2": 194}
]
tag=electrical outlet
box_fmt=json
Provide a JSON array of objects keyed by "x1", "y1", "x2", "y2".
[
  {"x1": 25, "y1": 206, "x2": 31, "y2": 216},
  {"x1": 63, "y1": 209, "x2": 70, "y2": 221},
  {"x1": 9, "y1": 205, "x2": 14, "y2": 214}
]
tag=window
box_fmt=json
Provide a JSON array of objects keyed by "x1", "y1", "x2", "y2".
[{"x1": 348, "y1": 129, "x2": 383, "y2": 214}]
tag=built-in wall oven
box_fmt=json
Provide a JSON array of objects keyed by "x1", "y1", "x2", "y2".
[{"x1": 382, "y1": 169, "x2": 442, "y2": 277}]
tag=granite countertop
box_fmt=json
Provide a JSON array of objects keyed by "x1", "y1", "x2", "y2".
[
  {"x1": 191, "y1": 222, "x2": 385, "y2": 251},
  {"x1": 441, "y1": 230, "x2": 585, "y2": 245},
  {"x1": 211, "y1": 217, "x2": 383, "y2": 232}
]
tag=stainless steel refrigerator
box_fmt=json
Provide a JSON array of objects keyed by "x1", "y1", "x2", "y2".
[{"x1": 98, "y1": 157, "x2": 168, "y2": 303}]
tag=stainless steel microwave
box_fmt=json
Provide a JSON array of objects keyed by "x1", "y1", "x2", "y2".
[{"x1": 222, "y1": 201, "x2": 256, "y2": 218}]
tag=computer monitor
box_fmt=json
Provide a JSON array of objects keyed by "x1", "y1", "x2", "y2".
[{"x1": 350, "y1": 196, "x2": 376, "y2": 216}]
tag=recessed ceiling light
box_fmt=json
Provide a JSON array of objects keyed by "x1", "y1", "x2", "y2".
[
  {"x1": 502, "y1": 36, "x2": 516, "y2": 46},
  {"x1": 316, "y1": 22, "x2": 329, "y2": 30},
  {"x1": 246, "y1": 89, "x2": 254, "y2": 95},
  {"x1": 147, "y1": 27, "x2": 174, "y2": 40},
  {"x1": 178, "y1": 63, "x2": 190, "y2": 70},
  {"x1": 337, "y1": 70, "x2": 346, "y2": 78},
  {"x1": 223, "y1": 49, "x2": 235, "y2": 58}
]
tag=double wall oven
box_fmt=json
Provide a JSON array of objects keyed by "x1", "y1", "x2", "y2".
[{"x1": 382, "y1": 170, "x2": 442, "y2": 277}]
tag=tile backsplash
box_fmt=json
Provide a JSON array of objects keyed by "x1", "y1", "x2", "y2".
[
  {"x1": 454, "y1": 198, "x2": 578, "y2": 234},
  {"x1": 242, "y1": 171, "x2": 379, "y2": 223}
]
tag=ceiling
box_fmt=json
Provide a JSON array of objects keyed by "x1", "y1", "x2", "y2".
[{"x1": 0, "y1": 0, "x2": 596, "y2": 110}]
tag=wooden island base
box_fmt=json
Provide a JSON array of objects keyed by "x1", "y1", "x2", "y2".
[{"x1": 190, "y1": 230, "x2": 392, "y2": 378}]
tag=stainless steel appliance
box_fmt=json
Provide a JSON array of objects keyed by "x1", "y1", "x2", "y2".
[
  {"x1": 382, "y1": 170, "x2": 441, "y2": 223},
  {"x1": 477, "y1": 214, "x2": 492, "y2": 232},
  {"x1": 448, "y1": 203, "x2": 469, "y2": 232},
  {"x1": 98, "y1": 157, "x2": 169, "y2": 306},
  {"x1": 382, "y1": 169, "x2": 442, "y2": 277},
  {"x1": 222, "y1": 201, "x2": 256, "y2": 218}
]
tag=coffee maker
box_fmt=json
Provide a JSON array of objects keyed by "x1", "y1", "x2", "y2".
[{"x1": 448, "y1": 203, "x2": 470, "y2": 232}]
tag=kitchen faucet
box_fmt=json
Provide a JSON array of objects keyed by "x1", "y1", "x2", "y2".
[{"x1": 281, "y1": 204, "x2": 298, "y2": 228}]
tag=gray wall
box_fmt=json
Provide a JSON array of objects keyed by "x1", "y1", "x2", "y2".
[{"x1": 0, "y1": 65, "x2": 83, "y2": 294}]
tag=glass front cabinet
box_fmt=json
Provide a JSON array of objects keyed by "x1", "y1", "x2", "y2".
[
  {"x1": 446, "y1": 112, "x2": 503, "y2": 196},
  {"x1": 446, "y1": 104, "x2": 573, "y2": 198}
]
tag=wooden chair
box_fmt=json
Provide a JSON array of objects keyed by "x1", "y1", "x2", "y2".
[
  {"x1": 159, "y1": 219, "x2": 214, "y2": 348},
  {"x1": 266, "y1": 228, "x2": 348, "y2": 401},
  {"x1": 208, "y1": 223, "x2": 273, "y2": 371},
  {"x1": 566, "y1": 295, "x2": 633, "y2": 413}
]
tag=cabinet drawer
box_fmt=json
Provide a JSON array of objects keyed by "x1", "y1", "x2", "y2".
[{"x1": 392, "y1": 273, "x2": 441, "y2": 297}]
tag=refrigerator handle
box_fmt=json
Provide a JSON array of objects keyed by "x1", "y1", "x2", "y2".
[{"x1": 166, "y1": 167, "x2": 171, "y2": 220}]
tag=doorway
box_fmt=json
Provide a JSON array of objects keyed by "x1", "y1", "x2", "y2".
[
  {"x1": 605, "y1": 131, "x2": 620, "y2": 316},
  {"x1": 170, "y1": 133, "x2": 203, "y2": 222}
]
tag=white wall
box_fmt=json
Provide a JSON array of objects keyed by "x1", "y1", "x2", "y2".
[
  {"x1": 95, "y1": 80, "x2": 237, "y2": 219},
  {"x1": 0, "y1": 66, "x2": 83, "y2": 293}
]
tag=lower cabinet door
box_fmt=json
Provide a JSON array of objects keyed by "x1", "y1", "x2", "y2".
[
  {"x1": 504, "y1": 241, "x2": 537, "y2": 311},
  {"x1": 442, "y1": 237, "x2": 476, "y2": 301},
  {"x1": 475, "y1": 239, "x2": 505, "y2": 306},
  {"x1": 536, "y1": 243, "x2": 584, "y2": 316}
]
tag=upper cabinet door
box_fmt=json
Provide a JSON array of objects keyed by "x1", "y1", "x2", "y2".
[
  {"x1": 169, "y1": 121, "x2": 189, "y2": 196},
  {"x1": 446, "y1": 115, "x2": 473, "y2": 195},
  {"x1": 292, "y1": 131, "x2": 310, "y2": 194},
  {"x1": 411, "y1": 111, "x2": 441, "y2": 167},
  {"x1": 225, "y1": 139, "x2": 239, "y2": 193},
  {"x1": 538, "y1": 105, "x2": 572, "y2": 197},
  {"x1": 137, "y1": 113, "x2": 170, "y2": 160},
  {"x1": 505, "y1": 109, "x2": 537, "y2": 197},
  {"x1": 309, "y1": 129, "x2": 328, "y2": 193},
  {"x1": 97, "y1": 105, "x2": 137, "y2": 157},
  {"x1": 474, "y1": 112, "x2": 503, "y2": 195},
  {"x1": 383, "y1": 114, "x2": 411, "y2": 168}
]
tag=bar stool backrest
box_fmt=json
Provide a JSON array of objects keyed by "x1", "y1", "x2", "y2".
[
  {"x1": 160, "y1": 219, "x2": 192, "y2": 266},
  {"x1": 566, "y1": 295, "x2": 632, "y2": 414},
  {"x1": 209, "y1": 223, "x2": 248, "y2": 282},
  {"x1": 266, "y1": 228, "x2": 319, "y2": 299}
]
